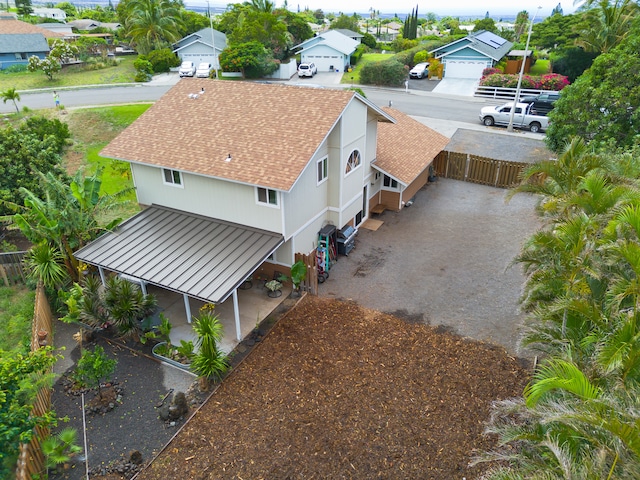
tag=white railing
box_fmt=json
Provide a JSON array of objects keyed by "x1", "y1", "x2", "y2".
[{"x1": 474, "y1": 85, "x2": 550, "y2": 102}]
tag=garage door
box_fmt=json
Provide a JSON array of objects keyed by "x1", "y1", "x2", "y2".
[
  {"x1": 302, "y1": 54, "x2": 342, "y2": 72},
  {"x1": 444, "y1": 60, "x2": 487, "y2": 79}
]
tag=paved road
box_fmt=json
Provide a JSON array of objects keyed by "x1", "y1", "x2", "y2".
[{"x1": 1, "y1": 72, "x2": 543, "y2": 141}]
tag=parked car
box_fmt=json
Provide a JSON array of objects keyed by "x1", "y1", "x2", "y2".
[
  {"x1": 195, "y1": 62, "x2": 212, "y2": 78},
  {"x1": 479, "y1": 102, "x2": 549, "y2": 133},
  {"x1": 179, "y1": 61, "x2": 196, "y2": 77},
  {"x1": 520, "y1": 91, "x2": 560, "y2": 115},
  {"x1": 409, "y1": 62, "x2": 430, "y2": 79},
  {"x1": 298, "y1": 62, "x2": 317, "y2": 78}
]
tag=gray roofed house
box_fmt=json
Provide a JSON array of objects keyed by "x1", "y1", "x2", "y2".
[
  {"x1": 0, "y1": 33, "x2": 49, "y2": 69},
  {"x1": 430, "y1": 30, "x2": 513, "y2": 80},
  {"x1": 173, "y1": 27, "x2": 227, "y2": 72},
  {"x1": 293, "y1": 29, "x2": 359, "y2": 72},
  {"x1": 332, "y1": 28, "x2": 363, "y2": 42}
]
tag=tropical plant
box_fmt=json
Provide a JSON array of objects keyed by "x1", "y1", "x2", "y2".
[
  {"x1": 290, "y1": 260, "x2": 307, "y2": 293},
  {"x1": 190, "y1": 311, "x2": 229, "y2": 391},
  {"x1": 41, "y1": 428, "x2": 83, "y2": 471},
  {"x1": 73, "y1": 345, "x2": 117, "y2": 399},
  {"x1": 0, "y1": 87, "x2": 20, "y2": 113},
  {"x1": 0, "y1": 347, "x2": 59, "y2": 479},
  {"x1": 11, "y1": 168, "x2": 130, "y2": 282},
  {"x1": 27, "y1": 40, "x2": 79, "y2": 80},
  {"x1": 118, "y1": 0, "x2": 185, "y2": 55},
  {"x1": 24, "y1": 241, "x2": 68, "y2": 289},
  {"x1": 103, "y1": 275, "x2": 157, "y2": 340}
]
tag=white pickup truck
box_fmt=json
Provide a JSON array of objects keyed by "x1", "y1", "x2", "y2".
[{"x1": 479, "y1": 102, "x2": 549, "y2": 133}]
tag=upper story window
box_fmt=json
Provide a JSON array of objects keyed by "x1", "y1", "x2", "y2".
[
  {"x1": 163, "y1": 168, "x2": 182, "y2": 187},
  {"x1": 257, "y1": 187, "x2": 278, "y2": 206},
  {"x1": 317, "y1": 156, "x2": 328, "y2": 184},
  {"x1": 383, "y1": 175, "x2": 398, "y2": 189},
  {"x1": 345, "y1": 149, "x2": 361, "y2": 175}
]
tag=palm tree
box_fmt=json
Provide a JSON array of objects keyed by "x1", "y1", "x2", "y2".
[
  {"x1": 123, "y1": 0, "x2": 184, "y2": 55},
  {"x1": 576, "y1": 0, "x2": 638, "y2": 54},
  {"x1": 1, "y1": 87, "x2": 20, "y2": 113},
  {"x1": 249, "y1": 0, "x2": 274, "y2": 13}
]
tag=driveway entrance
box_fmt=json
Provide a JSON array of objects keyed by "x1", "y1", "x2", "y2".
[{"x1": 318, "y1": 178, "x2": 540, "y2": 356}]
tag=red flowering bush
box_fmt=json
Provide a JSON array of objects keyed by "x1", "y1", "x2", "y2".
[
  {"x1": 482, "y1": 67, "x2": 502, "y2": 77},
  {"x1": 479, "y1": 72, "x2": 569, "y2": 91}
]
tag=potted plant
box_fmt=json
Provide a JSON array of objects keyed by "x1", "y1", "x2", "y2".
[
  {"x1": 151, "y1": 314, "x2": 193, "y2": 369},
  {"x1": 265, "y1": 279, "x2": 283, "y2": 298},
  {"x1": 290, "y1": 260, "x2": 307, "y2": 297}
]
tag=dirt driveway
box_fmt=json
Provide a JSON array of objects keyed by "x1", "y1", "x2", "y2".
[{"x1": 319, "y1": 178, "x2": 540, "y2": 356}]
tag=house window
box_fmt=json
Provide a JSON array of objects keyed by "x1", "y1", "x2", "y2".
[
  {"x1": 345, "y1": 149, "x2": 361, "y2": 174},
  {"x1": 317, "y1": 157, "x2": 328, "y2": 184},
  {"x1": 15, "y1": 53, "x2": 28, "y2": 60},
  {"x1": 383, "y1": 175, "x2": 398, "y2": 189},
  {"x1": 257, "y1": 187, "x2": 278, "y2": 206},
  {"x1": 162, "y1": 168, "x2": 182, "y2": 186}
]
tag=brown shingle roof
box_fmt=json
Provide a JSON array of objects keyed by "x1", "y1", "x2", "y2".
[
  {"x1": 375, "y1": 107, "x2": 449, "y2": 185},
  {"x1": 0, "y1": 16, "x2": 64, "y2": 38},
  {"x1": 101, "y1": 80, "x2": 389, "y2": 192}
]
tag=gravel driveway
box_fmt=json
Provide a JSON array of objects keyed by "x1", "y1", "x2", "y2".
[{"x1": 319, "y1": 178, "x2": 540, "y2": 357}]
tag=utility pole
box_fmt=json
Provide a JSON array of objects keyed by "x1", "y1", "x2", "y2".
[
  {"x1": 207, "y1": 1, "x2": 218, "y2": 79},
  {"x1": 507, "y1": 6, "x2": 541, "y2": 132}
]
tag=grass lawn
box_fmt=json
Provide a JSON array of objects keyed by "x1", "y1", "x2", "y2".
[
  {"x1": 0, "y1": 285, "x2": 35, "y2": 353},
  {"x1": 0, "y1": 56, "x2": 138, "y2": 91},
  {"x1": 530, "y1": 59, "x2": 550, "y2": 75},
  {"x1": 63, "y1": 104, "x2": 151, "y2": 223},
  {"x1": 340, "y1": 52, "x2": 392, "y2": 84}
]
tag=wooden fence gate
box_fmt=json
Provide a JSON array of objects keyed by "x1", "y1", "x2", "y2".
[
  {"x1": 294, "y1": 252, "x2": 318, "y2": 296},
  {"x1": 432, "y1": 151, "x2": 529, "y2": 189},
  {"x1": 0, "y1": 251, "x2": 27, "y2": 286}
]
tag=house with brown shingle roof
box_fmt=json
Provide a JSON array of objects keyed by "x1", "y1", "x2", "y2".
[
  {"x1": 75, "y1": 79, "x2": 447, "y2": 340},
  {"x1": 0, "y1": 12, "x2": 64, "y2": 69}
]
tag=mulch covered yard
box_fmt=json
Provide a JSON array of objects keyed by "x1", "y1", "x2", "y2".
[{"x1": 136, "y1": 295, "x2": 530, "y2": 479}]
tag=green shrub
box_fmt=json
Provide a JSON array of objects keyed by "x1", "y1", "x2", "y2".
[
  {"x1": 359, "y1": 58, "x2": 408, "y2": 87},
  {"x1": 1, "y1": 64, "x2": 28, "y2": 74},
  {"x1": 133, "y1": 57, "x2": 153, "y2": 82},
  {"x1": 350, "y1": 44, "x2": 366, "y2": 66},
  {"x1": 413, "y1": 50, "x2": 428, "y2": 64},
  {"x1": 146, "y1": 48, "x2": 180, "y2": 73},
  {"x1": 361, "y1": 32, "x2": 377, "y2": 49}
]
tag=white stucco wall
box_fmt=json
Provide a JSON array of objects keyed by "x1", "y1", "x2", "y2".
[{"x1": 131, "y1": 164, "x2": 282, "y2": 233}]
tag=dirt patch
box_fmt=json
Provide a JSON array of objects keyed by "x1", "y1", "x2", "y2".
[{"x1": 134, "y1": 296, "x2": 529, "y2": 480}]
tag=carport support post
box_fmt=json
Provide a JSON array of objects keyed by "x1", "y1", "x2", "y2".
[
  {"x1": 233, "y1": 289, "x2": 241, "y2": 341},
  {"x1": 98, "y1": 266, "x2": 106, "y2": 285},
  {"x1": 183, "y1": 294, "x2": 192, "y2": 324}
]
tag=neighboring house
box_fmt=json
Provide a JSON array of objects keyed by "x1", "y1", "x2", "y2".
[
  {"x1": 293, "y1": 29, "x2": 359, "y2": 72},
  {"x1": 32, "y1": 8, "x2": 67, "y2": 21},
  {"x1": 430, "y1": 30, "x2": 513, "y2": 79},
  {"x1": 39, "y1": 23, "x2": 78, "y2": 40},
  {"x1": 0, "y1": 13, "x2": 64, "y2": 69},
  {"x1": 173, "y1": 27, "x2": 226, "y2": 72},
  {"x1": 67, "y1": 19, "x2": 101, "y2": 31},
  {"x1": 75, "y1": 81, "x2": 448, "y2": 340},
  {"x1": 333, "y1": 28, "x2": 362, "y2": 43}
]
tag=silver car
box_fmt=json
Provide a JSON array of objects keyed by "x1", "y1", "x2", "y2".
[
  {"x1": 195, "y1": 62, "x2": 212, "y2": 78},
  {"x1": 179, "y1": 61, "x2": 196, "y2": 77}
]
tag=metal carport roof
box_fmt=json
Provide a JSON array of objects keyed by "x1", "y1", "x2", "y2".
[{"x1": 74, "y1": 205, "x2": 284, "y2": 304}]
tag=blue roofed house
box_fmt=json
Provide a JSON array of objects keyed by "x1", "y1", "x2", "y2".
[
  {"x1": 0, "y1": 13, "x2": 64, "y2": 69},
  {"x1": 430, "y1": 30, "x2": 513, "y2": 80},
  {"x1": 293, "y1": 29, "x2": 359, "y2": 72},
  {"x1": 173, "y1": 27, "x2": 227, "y2": 73}
]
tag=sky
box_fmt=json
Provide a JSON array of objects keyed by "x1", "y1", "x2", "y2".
[{"x1": 204, "y1": 1, "x2": 578, "y2": 17}]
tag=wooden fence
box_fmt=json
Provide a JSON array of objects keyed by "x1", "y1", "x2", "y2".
[
  {"x1": 15, "y1": 282, "x2": 55, "y2": 480},
  {"x1": 294, "y1": 252, "x2": 318, "y2": 296},
  {"x1": 0, "y1": 251, "x2": 27, "y2": 286},
  {"x1": 432, "y1": 151, "x2": 529, "y2": 189}
]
